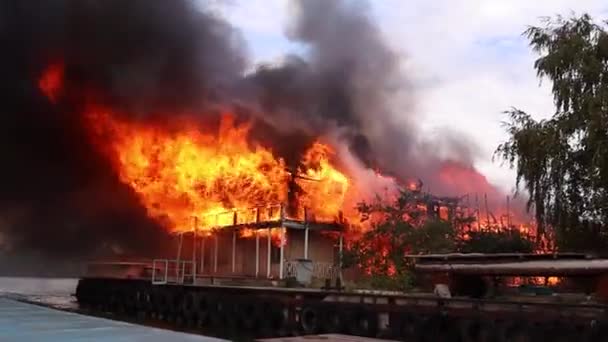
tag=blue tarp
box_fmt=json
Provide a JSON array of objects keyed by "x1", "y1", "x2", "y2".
[{"x1": 0, "y1": 298, "x2": 227, "y2": 342}]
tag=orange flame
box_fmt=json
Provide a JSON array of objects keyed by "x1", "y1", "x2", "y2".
[
  {"x1": 36, "y1": 62, "x2": 543, "y2": 254},
  {"x1": 239, "y1": 228, "x2": 285, "y2": 246},
  {"x1": 297, "y1": 142, "x2": 349, "y2": 221},
  {"x1": 84, "y1": 105, "x2": 350, "y2": 234}
]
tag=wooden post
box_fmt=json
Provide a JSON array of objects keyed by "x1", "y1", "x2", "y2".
[
  {"x1": 232, "y1": 229, "x2": 236, "y2": 273},
  {"x1": 279, "y1": 226, "x2": 285, "y2": 279},
  {"x1": 267, "y1": 228, "x2": 271, "y2": 278},
  {"x1": 506, "y1": 195, "x2": 511, "y2": 227},
  {"x1": 304, "y1": 207, "x2": 309, "y2": 259},
  {"x1": 192, "y1": 217, "x2": 197, "y2": 282},
  {"x1": 176, "y1": 233, "x2": 184, "y2": 262},
  {"x1": 213, "y1": 215, "x2": 219, "y2": 274},
  {"x1": 279, "y1": 204, "x2": 286, "y2": 279},
  {"x1": 484, "y1": 193, "x2": 490, "y2": 230},
  {"x1": 176, "y1": 232, "x2": 184, "y2": 279},
  {"x1": 201, "y1": 235, "x2": 205, "y2": 274},
  {"x1": 475, "y1": 193, "x2": 481, "y2": 230},
  {"x1": 338, "y1": 232, "x2": 344, "y2": 282},
  {"x1": 280, "y1": 203, "x2": 285, "y2": 221},
  {"x1": 214, "y1": 233, "x2": 218, "y2": 274},
  {"x1": 255, "y1": 230, "x2": 260, "y2": 278},
  {"x1": 304, "y1": 228, "x2": 309, "y2": 260}
]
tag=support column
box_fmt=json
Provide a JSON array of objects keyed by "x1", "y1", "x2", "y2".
[
  {"x1": 232, "y1": 229, "x2": 236, "y2": 273},
  {"x1": 255, "y1": 230, "x2": 260, "y2": 278},
  {"x1": 304, "y1": 207, "x2": 309, "y2": 259},
  {"x1": 176, "y1": 233, "x2": 184, "y2": 262},
  {"x1": 338, "y1": 233, "x2": 343, "y2": 259},
  {"x1": 267, "y1": 228, "x2": 271, "y2": 278},
  {"x1": 176, "y1": 233, "x2": 184, "y2": 279},
  {"x1": 214, "y1": 234, "x2": 218, "y2": 273},
  {"x1": 339, "y1": 232, "x2": 343, "y2": 281},
  {"x1": 279, "y1": 227, "x2": 285, "y2": 279},
  {"x1": 192, "y1": 217, "x2": 197, "y2": 282},
  {"x1": 201, "y1": 236, "x2": 205, "y2": 274},
  {"x1": 304, "y1": 228, "x2": 309, "y2": 259}
]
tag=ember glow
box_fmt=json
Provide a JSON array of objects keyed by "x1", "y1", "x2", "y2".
[{"x1": 38, "y1": 62, "x2": 64, "y2": 103}]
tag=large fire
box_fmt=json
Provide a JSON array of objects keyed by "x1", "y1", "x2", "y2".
[
  {"x1": 36, "y1": 62, "x2": 538, "y2": 243},
  {"x1": 35, "y1": 62, "x2": 352, "y2": 234},
  {"x1": 86, "y1": 107, "x2": 349, "y2": 233}
]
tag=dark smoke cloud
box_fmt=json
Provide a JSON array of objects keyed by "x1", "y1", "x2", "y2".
[
  {"x1": 243, "y1": 0, "x2": 516, "y2": 217},
  {"x1": 0, "y1": 0, "x2": 502, "y2": 262},
  {"x1": 0, "y1": 0, "x2": 248, "y2": 259},
  {"x1": 244, "y1": 0, "x2": 409, "y2": 169},
  {"x1": 244, "y1": 0, "x2": 479, "y2": 188}
]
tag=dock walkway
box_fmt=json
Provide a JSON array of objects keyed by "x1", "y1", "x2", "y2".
[{"x1": 0, "y1": 298, "x2": 226, "y2": 342}]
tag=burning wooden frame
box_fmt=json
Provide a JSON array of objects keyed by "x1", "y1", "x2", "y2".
[{"x1": 154, "y1": 203, "x2": 346, "y2": 285}]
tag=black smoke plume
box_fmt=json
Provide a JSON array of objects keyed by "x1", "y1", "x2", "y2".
[
  {"x1": 0, "y1": 0, "x2": 248, "y2": 259},
  {"x1": 244, "y1": 0, "x2": 484, "y2": 195},
  {"x1": 0, "y1": 0, "x2": 501, "y2": 264}
]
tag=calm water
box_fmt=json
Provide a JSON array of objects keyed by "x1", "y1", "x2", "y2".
[{"x1": 0, "y1": 276, "x2": 79, "y2": 309}]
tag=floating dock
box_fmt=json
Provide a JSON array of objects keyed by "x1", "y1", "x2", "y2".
[
  {"x1": 0, "y1": 297, "x2": 226, "y2": 342},
  {"x1": 258, "y1": 334, "x2": 397, "y2": 342}
]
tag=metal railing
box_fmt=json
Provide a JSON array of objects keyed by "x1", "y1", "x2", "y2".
[
  {"x1": 151, "y1": 259, "x2": 195, "y2": 285},
  {"x1": 314, "y1": 262, "x2": 339, "y2": 280},
  {"x1": 284, "y1": 260, "x2": 338, "y2": 281},
  {"x1": 184, "y1": 203, "x2": 342, "y2": 231},
  {"x1": 284, "y1": 260, "x2": 297, "y2": 278},
  {"x1": 195, "y1": 204, "x2": 284, "y2": 229}
]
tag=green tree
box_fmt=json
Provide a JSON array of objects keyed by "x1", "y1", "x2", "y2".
[
  {"x1": 343, "y1": 190, "x2": 456, "y2": 290},
  {"x1": 496, "y1": 14, "x2": 608, "y2": 252},
  {"x1": 459, "y1": 230, "x2": 535, "y2": 254}
]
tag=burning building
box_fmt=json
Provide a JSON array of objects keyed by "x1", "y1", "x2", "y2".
[{"x1": 0, "y1": 0, "x2": 534, "y2": 276}]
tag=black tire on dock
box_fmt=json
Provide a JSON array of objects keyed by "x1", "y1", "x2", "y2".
[
  {"x1": 207, "y1": 297, "x2": 221, "y2": 329},
  {"x1": 75, "y1": 280, "x2": 88, "y2": 306},
  {"x1": 542, "y1": 320, "x2": 581, "y2": 342},
  {"x1": 122, "y1": 284, "x2": 137, "y2": 315},
  {"x1": 159, "y1": 289, "x2": 172, "y2": 322},
  {"x1": 107, "y1": 284, "x2": 121, "y2": 313},
  {"x1": 347, "y1": 309, "x2": 379, "y2": 337},
  {"x1": 141, "y1": 288, "x2": 154, "y2": 319},
  {"x1": 434, "y1": 316, "x2": 461, "y2": 342},
  {"x1": 196, "y1": 294, "x2": 211, "y2": 327},
  {"x1": 322, "y1": 306, "x2": 346, "y2": 334},
  {"x1": 258, "y1": 301, "x2": 289, "y2": 337},
  {"x1": 586, "y1": 321, "x2": 608, "y2": 342},
  {"x1": 238, "y1": 300, "x2": 259, "y2": 332},
  {"x1": 418, "y1": 315, "x2": 447, "y2": 342},
  {"x1": 136, "y1": 286, "x2": 151, "y2": 314},
  {"x1": 95, "y1": 284, "x2": 108, "y2": 312},
  {"x1": 500, "y1": 321, "x2": 531, "y2": 342},
  {"x1": 75, "y1": 280, "x2": 91, "y2": 308},
  {"x1": 300, "y1": 305, "x2": 322, "y2": 335},
  {"x1": 458, "y1": 318, "x2": 498, "y2": 342},
  {"x1": 390, "y1": 312, "x2": 420, "y2": 341},
  {"x1": 181, "y1": 291, "x2": 198, "y2": 327},
  {"x1": 152, "y1": 287, "x2": 168, "y2": 320},
  {"x1": 209, "y1": 297, "x2": 233, "y2": 331},
  {"x1": 167, "y1": 290, "x2": 184, "y2": 325}
]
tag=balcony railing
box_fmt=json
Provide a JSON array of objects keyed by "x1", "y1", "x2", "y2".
[
  {"x1": 151, "y1": 259, "x2": 195, "y2": 285},
  {"x1": 284, "y1": 260, "x2": 339, "y2": 281}
]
